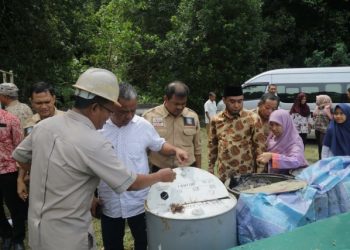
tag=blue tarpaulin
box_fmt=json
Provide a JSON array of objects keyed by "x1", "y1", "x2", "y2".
[{"x1": 237, "y1": 156, "x2": 350, "y2": 245}]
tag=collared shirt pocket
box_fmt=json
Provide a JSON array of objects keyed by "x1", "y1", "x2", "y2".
[
  {"x1": 182, "y1": 128, "x2": 196, "y2": 146},
  {"x1": 126, "y1": 142, "x2": 147, "y2": 173},
  {"x1": 156, "y1": 128, "x2": 168, "y2": 138},
  {"x1": 126, "y1": 143, "x2": 143, "y2": 159}
]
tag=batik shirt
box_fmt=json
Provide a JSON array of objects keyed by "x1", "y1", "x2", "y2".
[
  {"x1": 0, "y1": 109, "x2": 23, "y2": 174},
  {"x1": 208, "y1": 109, "x2": 266, "y2": 182},
  {"x1": 5, "y1": 100, "x2": 33, "y2": 128}
]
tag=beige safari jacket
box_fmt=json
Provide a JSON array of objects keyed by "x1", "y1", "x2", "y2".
[{"x1": 143, "y1": 104, "x2": 201, "y2": 168}]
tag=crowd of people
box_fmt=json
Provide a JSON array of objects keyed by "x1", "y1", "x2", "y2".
[{"x1": 0, "y1": 68, "x2": 349, "y2": 250}]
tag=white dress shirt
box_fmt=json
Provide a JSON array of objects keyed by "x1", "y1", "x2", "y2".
[
  {"x1": 98, "y1": 115, "x2": 165, "y2": 218},
  {"x1": 216, "y1": 100, "x2": 226, "y2": 113},
  {"x1": 204, "y1": 99, "x2": 217, "y2": 123}
]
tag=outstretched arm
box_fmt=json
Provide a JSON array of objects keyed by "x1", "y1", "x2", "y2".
[
  {"x1": 159, "y1": 142, "x2": 189, "y2": 165},
  {"x1": 128, "y1": 168, "x2": 176, "y2": 190}
]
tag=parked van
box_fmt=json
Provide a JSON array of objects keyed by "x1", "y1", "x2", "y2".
[{"x1": 242, "y1": 67, "x2": 350, "y2": 111}]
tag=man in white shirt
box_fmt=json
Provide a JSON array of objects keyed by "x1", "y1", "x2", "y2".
[
  {"x1": 204, "y1": 92, "x2": 217, "y2": 136},
  {"x1": 95, "y1": 83, "x2": 188, "y2": 250},
  {"x1": 216, "y1": 98, "x2": 226, "y2": 114}
]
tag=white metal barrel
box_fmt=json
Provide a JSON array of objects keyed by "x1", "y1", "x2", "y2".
[{"x1": 145, "y1": 167, "x2": 237, "y2": 250}]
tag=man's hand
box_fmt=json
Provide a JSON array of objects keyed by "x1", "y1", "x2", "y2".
[
  {"x1": 157, "y1": 168, "x2": 176, "y2": 182},
  {"x1": 23, "y1": 172, "x2": 30, "y2": 185},
  {"x1": 257, "y1": 152, "x2": 272, "y2": 164},
  {"x1": 17, "y1": 178, "x2": 28, "y2": 201},
  {"x1": 90, "y1": 196, "x2": 102, "y2": 219},
  {"x1": 174, "y1": 148, "x2": 189, "y2": 165},
  {"x1": 17, "y1": 161, "x2": 32, "y2": 172}
]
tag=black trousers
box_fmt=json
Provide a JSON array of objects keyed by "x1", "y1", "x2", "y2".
[
  {"x1": 299, "y1": 133, "x2": 307, "y2": 150},
  {"x1": 0, "y1": 172, "x2": 26, "y2": 243},
  {"x1": 101, "y1": 213, "x2": 147, "y2": 250},
  {"x1": 315, "y1": 130, "x2": 325, "y2": 160}
]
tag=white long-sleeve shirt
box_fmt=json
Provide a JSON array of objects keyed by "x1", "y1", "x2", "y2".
[
  {"x1": 98, "y1": 115, "x2": 165, "y2": 218},
  {"x1": 204, "y1": 99, "x2": 217, "y2": 123}
]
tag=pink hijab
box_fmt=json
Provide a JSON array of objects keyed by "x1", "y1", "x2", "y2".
[{"x1": 268, "y1": 109, "x2": 308, "y2": 166}]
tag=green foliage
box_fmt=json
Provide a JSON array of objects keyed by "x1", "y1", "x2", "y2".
[
  {"x1": 304, "y1": 42, "x2": 350, "y2": 67},
  {"x1": 1, "y1": 0, "x2": 350, "y2": 113},
  {"x1": 157, "y1": 0, "x2": 265, "y2": 111},
  {"x1": 0, "y1": 0, "x2": 99, "y2": 108},
  {"x1": 304, "y1": 51, "x2": 332, "y2": 67},
  {"x1": 261, "y1": 0, "x2": 350, "y2": 69}
]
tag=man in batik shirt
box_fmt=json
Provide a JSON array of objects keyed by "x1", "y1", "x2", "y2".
[{"x1": 208, "y1": 85, "x2": 266, "y2": 182}]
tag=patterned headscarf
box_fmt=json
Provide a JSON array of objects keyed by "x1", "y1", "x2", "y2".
[
  {"x1": 267, "y1": 109, "x2": 308, "y2": 165},
  {"x1": 314, "y1": 94, "x2": 333, "y2": 118},
  {"x1": 290, "y1": 92, "x2": 310, "y2": 117},
  {"x1": 323, "y1": 104, "x2": 350, "y2": 156},
  {"x1": 316, "y1": 95, "x2": 332, "y2": 107}
]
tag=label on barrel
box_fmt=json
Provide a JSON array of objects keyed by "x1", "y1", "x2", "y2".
[{"x1": 146, "y1": 167, "x2": 236, "y2": 219}]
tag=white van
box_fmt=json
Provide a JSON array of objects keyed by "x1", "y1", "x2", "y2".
[{"x1": 242, "y1": 67, "x2": 350, "y2": 111}]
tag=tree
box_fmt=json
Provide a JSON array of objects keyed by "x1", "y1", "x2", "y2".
[
  {"x1": 158, "y1": 0, "x2": 265, "y2": 110},
  {"x1": 89, "y1": 0, "x2": 265, "y2": 111},
  {"x1": 88, "y1": 0, "x2": 180, "y2": 104},
  {"x1": 304, "y1": 42, "x2": 350, "y2": 67},
  {"x1": 0, "y1": 0, "x2": 98, "y2": 107},
  {"x1": 261, "y1": 0, "x2": 350, "y2": 69}
]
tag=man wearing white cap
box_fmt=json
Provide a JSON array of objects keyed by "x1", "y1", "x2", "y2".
[
  {"x1": 12, "y1": 68, "x2": 176, "y2": 250},
  {"x1": 0, "y1": 83, "x2": 33, "y2": 128}
]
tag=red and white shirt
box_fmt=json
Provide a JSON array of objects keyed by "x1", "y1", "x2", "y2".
[{"x1": 0, "y1": 109, "x2": 23, "y2": 174}]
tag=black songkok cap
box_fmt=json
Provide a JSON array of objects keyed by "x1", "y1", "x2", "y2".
[{"x1": 223, "y1": 85, "x2": 243, "y2": 97}]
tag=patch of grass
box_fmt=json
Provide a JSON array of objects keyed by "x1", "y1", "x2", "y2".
[{"x1": 304, "y1": 140, "x2": 319, "y2": 164}]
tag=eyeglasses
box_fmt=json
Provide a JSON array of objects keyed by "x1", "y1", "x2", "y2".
[{"x1": 98, "y1": 103, "x2": 114, "y2": 114}]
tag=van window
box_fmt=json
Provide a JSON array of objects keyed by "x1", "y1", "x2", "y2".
[
  {"x1": 301, "y1": 86, "x2": 319, "y2": 103},
  {"x1": 277, "y1": 84, "x2": 301, "y2": 103},
  {"x1": 275, "y1": 82, "x2": 350, "y2": 104},
  {"x1": 325, "y1": 83, "x2": 342, "y2": 103},
  {"x1": 347, "y1": 84, "x2": 350, "y2": 102},
  {"x1": 242, "y1": 84, "x2": 267, "y2": 100}
]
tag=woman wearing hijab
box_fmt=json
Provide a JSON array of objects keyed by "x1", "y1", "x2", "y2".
[
  {"x1": 257, "y1": 109, "x2": 308, "y2": 175},
  {"x1": 321, "y1": 104, "x2": 350, "y2": 158},
  {"x1": 290, "y1": 92, "x2": 313, "y2": 148},
  {"x1": 313, "y1": 95, "x2": 333, "y2": 159}
]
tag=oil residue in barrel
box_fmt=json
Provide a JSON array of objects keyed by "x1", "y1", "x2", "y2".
[{"x1": 229, "y1": 175, "x2": 273, "y2": 191}]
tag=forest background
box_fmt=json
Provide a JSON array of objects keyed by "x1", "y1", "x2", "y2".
[{"x1": 1, "y1": 0, "x2": 350, "y2": 114}]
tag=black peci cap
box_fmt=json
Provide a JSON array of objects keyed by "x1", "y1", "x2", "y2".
[{"x1": 223, "y1": 85, "x2": 243, "y2": 97}]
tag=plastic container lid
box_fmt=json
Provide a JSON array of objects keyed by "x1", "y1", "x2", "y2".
[{"x1": 146, "y1": 167, "x2": 236, "y2": 219}]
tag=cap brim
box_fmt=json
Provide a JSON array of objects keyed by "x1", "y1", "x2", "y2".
[{"x1": 104, "y1": 102, "x2": 121, "y2": 113}]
